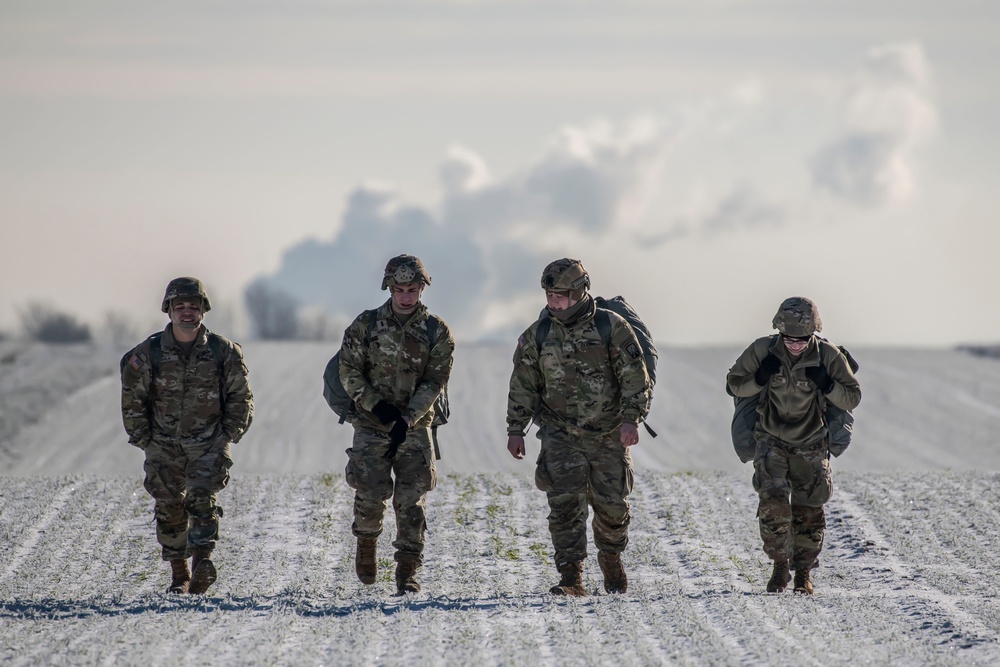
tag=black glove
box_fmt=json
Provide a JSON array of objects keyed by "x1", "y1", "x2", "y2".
[
  {"x1": 754, "y1": 354, "x2": 781, "y2": 386},
  {"x1": 371, "y1": 400, "x2": 402, "y2": 425},
  {"x1": 385, "y1": 419, "x2": 409, "y2": 459},
  {"x1": 804, "y1": 365, "x2": 835, "y2": 394}
]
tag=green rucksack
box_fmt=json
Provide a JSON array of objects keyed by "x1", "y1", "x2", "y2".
[
  {"x1": 729, "y1": 336, "x2": 859, "y2": 462},
  {"x1": 535, "y1": 295, "x2": 658, "y2": 437},
  {"x1": 322, "y1": 311, "x2": 449, "y2": 458}
]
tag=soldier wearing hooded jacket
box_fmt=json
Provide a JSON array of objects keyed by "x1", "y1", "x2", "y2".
[
  {"x1": 726, "y1": 297, "x2": 860, "y2": 595},
  {"x1": 507, "y1": 258, "x2": 651, "y2": 597},
  {"x1": 120, "y1": 277, "x2": 253, "y2": 595},
  {"x1": 340, "y1": 254, "x2": 455, "y2": 596}
]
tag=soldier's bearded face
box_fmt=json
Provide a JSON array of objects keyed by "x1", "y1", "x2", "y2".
[
  {"x1": 390, "y1": 283, "x2": 424, "y2": 314},
  {"x1": 546, "y1": 291, "x2": 577, "y2": 312},
  {"x1": 170, "y1": 299, "x2": 204, "y2": 332}
]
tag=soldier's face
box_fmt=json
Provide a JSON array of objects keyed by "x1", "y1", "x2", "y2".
[
  {"x1": 782, "y1": 334, "x2": 810, "y2": 358},
  {"x1": 546, "y1": 291, "x2": 577, "y2": 312},
  {"x1": 390, "y1": 282, "x2": 424, "y2": 314},
  {"x1": 170, "y1": 299, "x2": 204, "y2": 332}
]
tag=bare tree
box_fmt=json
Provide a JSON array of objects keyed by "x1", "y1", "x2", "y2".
[
  {"x1": 244, "y1": 282, "x2": 301, "y2": 340},
  {"x1": 102, "y1": 310, "x2": 140, "y2": 350},
  {"x1": 18, "y1": 301, "x2": 92, "y2": 344}
]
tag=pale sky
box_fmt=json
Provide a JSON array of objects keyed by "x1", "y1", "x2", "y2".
[{"x1": 1, "y1": 0, "x2": 997, "y2": 346}]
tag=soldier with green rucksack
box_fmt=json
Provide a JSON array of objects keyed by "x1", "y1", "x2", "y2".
[
  {"x1": 506, "y1": 258, "x2": 652, "y2": 597},
  {"x1": 337, "y1": 254, "x2": 455, "y2": 596},
  {"x1": 726, "y1": 297, "x2": 860, "y2": 595},
  {"x1": 120, "y1": 277, "x2": 254, "y2": 596}
]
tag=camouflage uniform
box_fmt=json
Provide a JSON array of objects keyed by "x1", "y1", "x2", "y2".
[
  {"x1": 727, "y1": 304, "x2": 861, "y2": 575},
  {"x1": 121, "y1": 323, "x2": 253, "y2": 561},
  {"x1": 507, "y1": 296, "x2": 650, "y2": 567},
  {"x1": 339, "y1": 300, "x2": 454, "y2": 563}
]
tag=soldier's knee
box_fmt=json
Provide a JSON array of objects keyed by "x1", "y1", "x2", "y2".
[
  {"x1": 185, "y1": 492, "x2": 218, "y2": 519},
  {"x1": 793, "y1": 504, "x2": 825, "y2": 529},
  {"x1": 758, "y1": 496, "x2": 792, "y2": 521}
]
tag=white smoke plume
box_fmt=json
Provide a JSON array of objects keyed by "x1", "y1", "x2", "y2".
[{"x1": 811, "y1": 41, "x2": 935, "y2": 206}]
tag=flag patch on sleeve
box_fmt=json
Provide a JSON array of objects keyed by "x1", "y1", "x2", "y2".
[
  {"x1": 129, "y1": 353, "x2": 145, "y2": 371},
  {"x1": 517, "y1": 334, "x2": 527, "y2": 349}
]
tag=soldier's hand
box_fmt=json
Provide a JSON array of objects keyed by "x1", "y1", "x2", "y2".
[
  {"x1": 620, "y1": 422, "x2": 639, "y2": 447},
  {"x1": 384, "y1": 419, "x2": 408, "y2": 459},
  {"x1": 507, "y1": 435, "x2": 526, "y2": 459},
  {"x1": 372, "y1": 400, "x2": 402, "y2": 425},
  {"x1": 804, "y1": 365, "x2": 835, "y2": 394},
  {"x1": 754, "y1": 354, "x2": 781, "y2": 386}
]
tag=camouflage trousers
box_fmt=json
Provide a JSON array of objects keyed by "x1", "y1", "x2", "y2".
[
  {"x1": 142, "y1": 436, "x2": 233, "y2": 561},
  {"x1": 752, "y1": 434, "x2": 832, "y2": 571},
  {"x1": 534, "y1": 427, "x2": 634, "y2": 566},
  {"x1": 345, "y1": 425, "x2": 437, "y2": 563}
]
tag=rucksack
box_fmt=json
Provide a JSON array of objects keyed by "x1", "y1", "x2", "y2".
[
  {"x1": 536, "y1": 295, "x2": 658, "y2": 436},
  {"x1": 729, "y1": 336, "x2": 859, "y2": 463},
  {"x1": 323, "y1": 311, "x2": 450, "y2": 458},
  {"x1": 119, "y1": 330, "x2": 250, "y2": 434}
]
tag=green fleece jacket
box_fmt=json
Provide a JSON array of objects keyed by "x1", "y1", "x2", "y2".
[{"x1": 726, "y1": 335, "x2": 861, "y2": 446}]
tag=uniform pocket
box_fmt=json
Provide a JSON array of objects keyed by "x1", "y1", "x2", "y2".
[
  {"x1": 534, "y1": 449, "x2": 554, "y2": 492},
  {"x1": 424, "y1": 447, "x2": 437, "y2": 492},
  {"x1": 344, "y1": 447, "x2": 361, "y2": 490}
]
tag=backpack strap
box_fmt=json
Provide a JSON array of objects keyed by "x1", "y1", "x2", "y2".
[
  {"x1": 535, "y1": 315, "x2": 551, "y2": 351},
  {"x1": 425, "y1": 315, "x2": 440, "y2": 347},
  {"x1": 364, "y1": 309, "x2": 377, "y2": 345},
  {"x1": 594, "y1": 309, "x2": 612, "y2": 347},
  {"x1": 206, "y1": 332, "x2": 229, "y2": 410}
]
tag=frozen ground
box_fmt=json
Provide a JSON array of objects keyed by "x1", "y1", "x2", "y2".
[{"x1": 1, "y1": 339, "x2": 1000, "y2": 665}]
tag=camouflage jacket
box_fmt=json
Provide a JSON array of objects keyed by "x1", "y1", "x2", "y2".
[
  {"x1": 120, "y1": 324, "x2": 254, "y2": 449},
  {"x1": 726, "y1": 335, "x2": 861, "y2": 445},
  {"x1": 339, "y1": 300, "x2": 455, "y2": 431},
  {"x1": 507, "y1": 299, "x2": 651, "y2": 438}
]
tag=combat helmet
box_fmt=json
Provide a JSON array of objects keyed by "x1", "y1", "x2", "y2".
[
  {"x1": 540, "y1": 258, "x2": 590, "y2": 293},
  {"x1": 381, "y1": 254, "x2": 431, "y2": 291},
  {"x1": 161, "y1": 277, "x2": 212, "y2": 313},
  {"x1": 772, "y1": 297, "x2": 822, "y2": 337}
]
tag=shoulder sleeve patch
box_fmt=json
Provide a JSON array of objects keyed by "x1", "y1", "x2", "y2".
[
  {"x1": 518, "y1": 334, "x2": 527, "y2": 349},
  {"x1": 128, "y1": 352, "x2": 146, "y2": 371},
  {"x1": 625, "y1": 343, "x2": 642, "y2": 360}
]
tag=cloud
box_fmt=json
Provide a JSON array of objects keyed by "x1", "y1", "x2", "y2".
[
  {"x1": 812, "y1": 41, "x2": 935, "y2": 206},
  {"x1": 253, "y1": 117, "x2": 670, "y2": 339}
]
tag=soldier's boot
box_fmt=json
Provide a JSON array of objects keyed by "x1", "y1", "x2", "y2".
[
  {"x1": 597, "y1": 551, "x2": 628, "y2": 594},
  {"x1": 549, "y1": 561, "x2": 587, "y2": 597},
  {"x1": 189, "y1": 547, "x2": 217, "y2": 595},
  {"x1": 394, "y1": 558, "x2": 421, "y2": 595},
  {"x1": 355, "y1": 537, "x2": 378, "y2": 585},
  {"x1": 167, "y1": 559, "x2": 191, "y2": 594},
  {"x1": 793, "y1": 568, "x2": 814, "y2": 595},
  {"x1": 766, "y1": 560, "x2": 791, "y2": 593}
]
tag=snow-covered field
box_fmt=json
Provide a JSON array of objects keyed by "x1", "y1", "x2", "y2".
[{"x1": 2, "y1": 340, "x2": 1000, "y2": 665}]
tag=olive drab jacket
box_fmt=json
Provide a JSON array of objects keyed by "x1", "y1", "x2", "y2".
[
  {"x1": 120, "y1": 325, "x2": 254, "y2": 449},
  {"x1": 726, "y1": 335, "x2": 861, "y2": 446},
  {"x1": 339, "y1": 300, "x2": 455, "y2": 431},
  {"x1": 507, "y1": 298, "x2": 651, "y2": 438}
]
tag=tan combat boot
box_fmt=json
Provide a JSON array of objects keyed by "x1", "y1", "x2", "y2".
[
  {"x1": 793, "y1": 568, "x2": 814, "y2": 595},
  {"x1": 167, "y1": 559, "x2": 191, "y2": 594},
  {"x1": 356, "y1": 537, "x2": 378, "y2": 585},
  {"x1": 766, "y1": 560, "x2": 791, "y2": 593},
  {"x1": 394, "y1": 558, "x2": 421, "y2": 595},
  {"x1": 550, "y1": 561, "x2": 587, "y2": 597},
  {"x1": 597, "y1": 552, "x2": 628, "y2": 594},
  {"x1": 189, "y1": 547, "x2": 217, "y2": 595}
]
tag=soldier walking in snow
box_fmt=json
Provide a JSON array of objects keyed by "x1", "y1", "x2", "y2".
[
  {"x1": 506, "y1": 259, "x2": 651, "y2": 596},
  {"x1": 340, "y1": 254, "x2": 455, "y2": 595},
  {"x1": 120, "y1": 277, "x2": 254, "y2": 595},
  {"x1": 726, "y1": 297, "x2": 860, "y2": 594}
]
